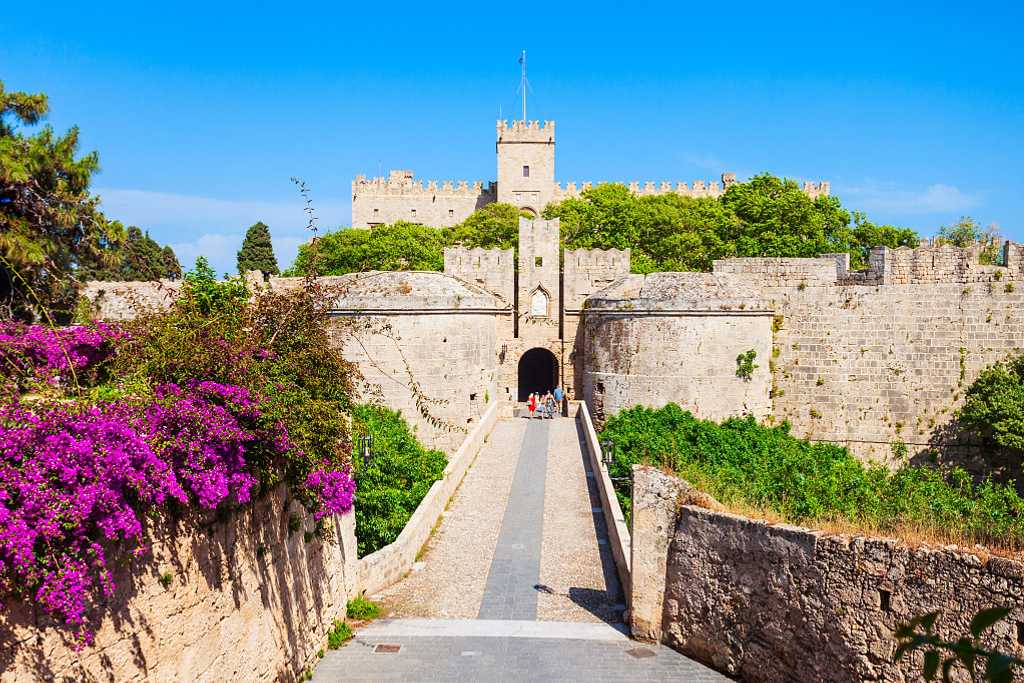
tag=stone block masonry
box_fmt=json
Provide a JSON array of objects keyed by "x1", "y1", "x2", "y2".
[
  {"x1": 630, "y1": 466, "x2": 1024, "y2": 683},
  {"x1": 0, "y1": 486, "x2": 358, "y2": 683}
]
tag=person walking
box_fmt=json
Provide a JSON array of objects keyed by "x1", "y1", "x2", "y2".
[
  {"x1": 527, "y1": 392, "x2": 537, "y2": 419},
  {"x1": 553, "y1": 385, "x2": 564, "y2": 417},
  {"x1": 544, "y1": 391, "x2": 556, "y2": 420}
]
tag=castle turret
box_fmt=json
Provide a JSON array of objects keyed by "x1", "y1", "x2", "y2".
[{"x1": 496, "y1": 120, "x2": 555, "y2": 216}]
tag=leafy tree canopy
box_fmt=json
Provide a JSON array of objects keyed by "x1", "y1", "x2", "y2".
[
  {"x1": 0, "y1": 81, "x2": 180, "y2": 319},
  {"x1": 237, "y1": 221, "x2": 280, "y2": 275},
  {"x1": 443, "y1": 202, "x2": 528, "y2": 251},
  {"x1": 80, "y1": 225, "x2": 181, "y2": 281},
  {"x1": 288, "y1": 221, "x2": 449, "y2": 276},
  {"x1": 960, "y1": 354, "x2": 1024, "y2": 454}
]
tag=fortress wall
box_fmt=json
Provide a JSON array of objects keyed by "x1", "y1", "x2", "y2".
[
  {"x1": 563, "y1": 248, "x2": 631, "y2": 311},
  {"x1": 330, "y1": 310, "x2": 499, "y2": 453},
  {"x1": 443, "y1": 247, "x2": 515, "y2": 306},
  {"x1": 81, "y1": 280, "x2": 183, "y2": 320},
  {"x1": 712, "y1": 256, "x2": 842, "y2": 287},
  {"x1": 630, "y1": 466, "x2": 1024, "y2": 683},
  {"x1": 0, "y1": 487, "x2": 357, "y2": 683},
  {"x1": 766, "y1": 281, "x2": 1024, "y2": 463},
  {"x1": 582, "y1": 311, "x2": 773, "y2": 426},
  {"x1": 351, "y1": 188, "x2": 494, "y2": 228}
]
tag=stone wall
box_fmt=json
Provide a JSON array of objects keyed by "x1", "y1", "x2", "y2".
[
  {"x1": 0, "y1": 487, "x2": 357, "y2": 683},
  {"x1": 630, "y1": 466, "x2": 1024, "y2": 683},
  {"x1": 581, "y1": 273, "x2": 774, "y2": 426},
  {"x1": 81, "y1": 279, "x2": 183, "y2": 320},
  {"x1": 351, "y1": 170, "x2": 495, "y2": 228},
  {"x1": 764, "y1": 280, "x2": 1024, "y2": 464}
]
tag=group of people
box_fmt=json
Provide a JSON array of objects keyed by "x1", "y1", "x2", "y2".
[{"x1": 526, "y1": 386, "x2": 563, "y2": 419}]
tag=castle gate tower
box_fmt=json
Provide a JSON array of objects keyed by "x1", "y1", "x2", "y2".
[{"x1": 496, "y1": 120, "x2": 555, "y2": 217}]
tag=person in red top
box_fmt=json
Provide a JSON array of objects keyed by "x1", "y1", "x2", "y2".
[{"x1": 527, "y1": 392, "x2": 537, "y2": 419}]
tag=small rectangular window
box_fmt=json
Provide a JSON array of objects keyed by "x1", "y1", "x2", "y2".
[
  {"x1": 373, "y1": 208, "x2": 379, "y2": 214},
  {"x1": 448, "y1": 209, "x2": 454, "y2": 217},
  {"x1": 523, "y1": 165, "x2": 530, "y2": 177},
  {"x1": 411, "y1": 208, "x2": 417, "y2": 216},
  {"x1": 535, "y1": 256, "x2": 543, "y2": 267}
]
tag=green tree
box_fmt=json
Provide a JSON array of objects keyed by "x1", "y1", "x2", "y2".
[
  {"x1": 80, "y1": 225, "x2": 181, "y2": 281},
  {"x1": 289, "y1": 222, "x2": 447, "y2": 276},
  {"x1": 445, "y1": 202, "x2": 524, "y2": 250},
  {"x1": 937, "y1": 216, "x2": 1001, "y2": 264},
  {"x1": 236, "y1": 221, "x2": 280, "y2": 275},
  {"x1": 0, "y1": 80, "x2": 121, "y2": 318},
  {"x1": 959, "y1": 354, "x2": 1024, "y2": 453}
]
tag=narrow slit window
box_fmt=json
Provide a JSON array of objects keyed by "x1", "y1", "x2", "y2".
[
  {"x1": 535, "y1": 256, "x2": 543, "y2": 267},
  {"x1": 523, "y1": 165, "x2": 530, "y2": 177}
]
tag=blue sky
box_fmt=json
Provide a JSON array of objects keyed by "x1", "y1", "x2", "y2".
[{"x1": 3, "y1": 2, "x2": 1022, "y2": 274}]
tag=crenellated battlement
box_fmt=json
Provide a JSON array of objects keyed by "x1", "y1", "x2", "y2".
[
  {"x1": 496, "y1": 119, "x2": 555, "y2": 143},
  {"x1": 840, "y1": 239, "x2": 1023, "y2": 285},
  {"x1": 353, "y1": 170, "x2": 497, "y2": 198},
  {"x1": 443, "y1": 246, "x2": 515, "y2": 305},
  {"x1": 552, "y1": 172, "x2": 831, "y2": 201},
  {"x1": 565, "y1": 248, "x2": 632, "y2": 272}
]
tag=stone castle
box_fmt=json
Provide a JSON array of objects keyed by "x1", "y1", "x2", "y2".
[
  {"x1": 351, "y1": 119, "x2": 830, "y2": 227},
  {"x1": 87, "y1": 203, "x2": 1024, "y2": 466}
]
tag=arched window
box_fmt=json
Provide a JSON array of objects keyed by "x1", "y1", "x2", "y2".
[{"x1": 530, "y1": 288, "x2": 549, "y2": 317}]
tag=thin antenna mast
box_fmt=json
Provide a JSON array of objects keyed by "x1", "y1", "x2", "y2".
[{"x1": 518, "y1": 50, "x2": 528, "y2": 121}]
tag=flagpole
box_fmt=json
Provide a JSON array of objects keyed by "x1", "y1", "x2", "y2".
[{"x1": 520, "y1": 50, "x2": 527, "y2": 121}]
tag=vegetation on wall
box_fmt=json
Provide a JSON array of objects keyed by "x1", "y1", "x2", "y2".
[
  {"x1": 600, "y1": 404, "x2": 1024, "y2": 550},
  {"x1": 0, "y1": 81, "x2": 179, "y2": 319},
  {"x1": 349, "y1": 404, "x2": 446, "y2": 557}
]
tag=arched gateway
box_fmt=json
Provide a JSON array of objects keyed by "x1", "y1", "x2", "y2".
[{"x1": 517, "y1": 348, "x2": 558, "y2": 401}]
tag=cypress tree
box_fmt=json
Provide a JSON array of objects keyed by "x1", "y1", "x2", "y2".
[{"x1": 236, "y1": 221, "x2": 280, "y2": 275}]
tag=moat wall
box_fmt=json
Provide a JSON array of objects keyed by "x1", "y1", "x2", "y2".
[
  {"x1": 0, "y1": 486, "x2": 358, "y2": 683},
  {"x1": 630, "y1": 467, "x2": 1024, "y2": 683}
]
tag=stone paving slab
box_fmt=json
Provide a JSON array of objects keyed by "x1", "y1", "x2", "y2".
[
  {"x1": 537, "y1": 417, "x2": 624, "y2": 623},
  {"x1": 374, "y1": 420, "x2": 527, "y2": 618},
  {"x1": 357, "y1": 617, "x2": 629, "y2": 641},
  {"x1": 477, "y1": 419, "x2": 549, "y2": 620},
  {"x1": 311, "y1": 633, "x2": 730, "y2": 682}
]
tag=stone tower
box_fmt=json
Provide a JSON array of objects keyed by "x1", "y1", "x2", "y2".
[{"x1": 496, "y1": 120, "x2": 555, "y2": 216}]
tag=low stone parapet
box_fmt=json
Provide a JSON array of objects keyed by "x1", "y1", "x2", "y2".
[
  {"x1": 629, "y1": 466, "x2": 1024, "y2": 682},
  {"x1": 0, "y1": 486, "x2": 358, "y2": 682},
  {"x1": 355, "y1": 400, "x2": 500, "y2": 596}
]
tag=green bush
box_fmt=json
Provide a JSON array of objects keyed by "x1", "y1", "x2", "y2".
[
  {"x1": 601, "y1": 404, "x2": 1024, "y2": 548},
  {"x1": 351, "y1": 404, "x2": 447, "y2": 556},
  {"x1": 346, "y1": 596, "x2": 381, "y2": 621},
  {"x1": 327, "y1": 619, "x2": 353, "y2": 649},
  {"x1": 959, "y1": 354, "x2": 1024, "y2": 453}
]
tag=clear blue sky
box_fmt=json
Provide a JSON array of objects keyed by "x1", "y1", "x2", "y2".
[{"x1": 3, "y1": 2, "x2": 1022, "y2": 273}]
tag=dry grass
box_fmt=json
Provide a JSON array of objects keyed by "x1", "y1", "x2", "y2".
[{"x1": 682, "y1": 494, "x2": 1024, "y2": 563}]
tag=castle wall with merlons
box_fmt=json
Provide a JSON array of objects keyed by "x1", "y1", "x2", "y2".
[{"x1": 715, "y1": 242, "x2": 1024, "y2": 464}]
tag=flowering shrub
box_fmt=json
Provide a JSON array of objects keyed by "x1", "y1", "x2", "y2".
[
  {"x1": 0, "y1": 270, "x2": 360, "y2": 644},
  {"x1": 0, "y1": 321, "x2": 124, "y2": 394}
]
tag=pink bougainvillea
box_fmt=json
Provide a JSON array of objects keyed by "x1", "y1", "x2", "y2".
[{"x1": 0, "y1": 325, "x2": 356, "y2": 644}]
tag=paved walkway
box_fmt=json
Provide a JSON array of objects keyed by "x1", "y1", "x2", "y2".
[{"x1": 312, "y1": 415, "x2": 727, "y2": 682}]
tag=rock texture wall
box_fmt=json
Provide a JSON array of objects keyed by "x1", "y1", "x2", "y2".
[
  {"x1": 0, "y1": 486, "x2": 357, "y2": 683},
  {"x1": 324, "y1": 271, "x2": 501, "y2": 452},
  {"x1": 714, "y1": 244, "x2": 1024, "y2": 463},
  {"x1": 630, "y1": 467, "x2": 1024, "y2": 683},
  {"x1": 582, "y1": 273, "x2": 773, "y2": 425}
]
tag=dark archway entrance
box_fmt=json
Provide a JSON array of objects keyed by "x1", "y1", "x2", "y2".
[{"x1": 518, "y1": 348, "x2": 558, "y2": 401}]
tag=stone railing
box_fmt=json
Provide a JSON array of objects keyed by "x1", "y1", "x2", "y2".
[
  {"x1": 355, "y1": 400, "x2": 500, "y2": 596},
  {"x1": 573, "y1": 401, "x2": 631, "y2": 600},
  {"x1": 629, "y1": 465, "x2": 1024, "y2": 682}
]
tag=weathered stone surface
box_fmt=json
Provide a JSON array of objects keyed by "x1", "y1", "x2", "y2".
[
  {"x1": 0, "y1": 487, "x2": 358, "y2": 683},
  {"x1": 630, "y1": 468, "x2": 1024, "y2": 682}
]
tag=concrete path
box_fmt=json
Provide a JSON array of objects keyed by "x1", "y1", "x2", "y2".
[{"x1": 312, "y1": 415, "x2": 727, "y2": 681}]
